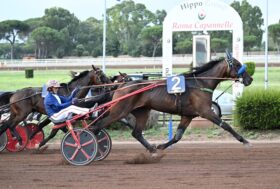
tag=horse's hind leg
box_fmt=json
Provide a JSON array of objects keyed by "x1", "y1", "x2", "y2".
[
  {"x1": 29, "y1": 118, "x2": 51, "y2": 140},
  {"x1": 10, "y1": 127, "x2": 23, "y2": 145},
  {"x1": 131, "y1": 108, "x2": 156, "y2": 153},
  {"x1": 157, "y1": 116, "x2": 193, "y2": 150},
  {"x1": 38, "y1": 128, "x2": 60, "y2": 148},
  {"x1": 60, "y1": 126, "x2": 68, "y2": 133},
  {"x1": 1, "y1": 113, "x2": 28, "y2": 145},
  {"x1": 201, "y1": 111, "x2": 250, "y2": 146},
  {"x1": 0, "y1": 119, "x2": 10, "y2": 137}
]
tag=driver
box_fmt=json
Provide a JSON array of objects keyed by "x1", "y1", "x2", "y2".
[{"x1": 44, "y1": 80, "x2": 95, "y2": 123}]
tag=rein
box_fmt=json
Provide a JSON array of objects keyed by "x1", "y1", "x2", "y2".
[
  {"x1": 0, "y1": 92, "x2": 41, "y2": 110},
  {"x1": 0, "y1": 76, "x2": 240, "y2": 109}
]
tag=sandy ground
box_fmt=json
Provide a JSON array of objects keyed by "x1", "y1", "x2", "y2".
[{"x1": 1, "y1": 141, "x2": 280, "y2": 189}]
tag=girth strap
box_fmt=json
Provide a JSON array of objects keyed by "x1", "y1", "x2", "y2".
[{"x1": 175, "y1": 94, "x2": 182, "y2": 115}]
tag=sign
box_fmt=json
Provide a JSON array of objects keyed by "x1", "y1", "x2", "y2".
[
  {"x1": 162, "y1": 0, "x2": 243, "y2": 77},
  {"x1": 167, "y1": 75, "x2": 186, "y2": 94}
]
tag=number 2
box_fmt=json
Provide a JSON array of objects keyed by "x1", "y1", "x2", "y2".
[{"x1": 171, "y1": 76, "x2": 181, "y2": 91}]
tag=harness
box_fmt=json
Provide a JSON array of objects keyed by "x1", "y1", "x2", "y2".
[{"x1": 225, "y1": 50, "x2": 247, "y2": 77}]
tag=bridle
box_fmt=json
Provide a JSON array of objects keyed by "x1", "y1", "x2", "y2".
[{"x1": 225, "y1": 50, "x2": 247, "y2": 79}]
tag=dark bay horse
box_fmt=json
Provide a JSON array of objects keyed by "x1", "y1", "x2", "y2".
[
  {"x1": 79, "y1": 71, "x2": 132, "y2": 107},
  {"x1": 29, "y1": 71, "x2": 132, "y2": 149},
  {"x1": 0, "y1": 92, "x2": 14, "y2": 119},
  {"x1": 94, "y1": 55, "x2": 253, "y2": 153},
  {"x1": 0, "y1": 66, "x2": 107, "y2": 146}
]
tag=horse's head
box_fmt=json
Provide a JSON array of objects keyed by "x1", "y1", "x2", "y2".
[
  {"x1": 91, "y1": 65, "x2": 112, "y2": 84},
  {"x1": 224, "y1": 51, "x2": 253, "y2": 86},
  {"x1": 111, "y1": 72, "x2": 132, "y2": 83},
  {"x1": 119, "y1": 72, "x2": 132, "y2": 82}
]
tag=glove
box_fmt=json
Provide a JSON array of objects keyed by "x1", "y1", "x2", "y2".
[{"x1": 72, "y1": 98, "x2": 79, "y2": 105}]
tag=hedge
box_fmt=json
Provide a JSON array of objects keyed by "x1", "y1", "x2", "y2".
[
  {"x1": 234, "y1": 89, "x2": 280, "y2": 130},
  {"x1": 244, "y1": 61, "x2": 256, "y2": 76}
]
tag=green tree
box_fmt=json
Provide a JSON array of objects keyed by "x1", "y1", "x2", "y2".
[
  {"x1": 244, "y1": 35, "x2": 257, "y2": 52},
  {"x1": 76, "y1": 44, "x2": 85, "y2": 57},
  {"x1": 107, "y1": 0, "x2": 154, "y2": 56},
  {"x1": 76, "y1": 17, "x2": 103, "y2": 57},
  {"x1": 139, "y1": 25, "x2": 162, "y2": 57},
  {"x1": 231, "y1": 0, "x2": 264, "y2": 49},
  {"x1": 174, "y1": 39, "x2": 192, "y2": 54},
  {"x1": 30, "y1": 26, "x2": 64, "y2": 58},
  {"x1": 0, "y1": 43, "x2": 11, "y2": 59},
  {"x1": 173, "y1": 32, "x2": 193, "y2": 54},
  {"x1": 0, "y1": 20, "x2": 29, "y2": 59},
  {"x1": 209, "y1": 31, "x2": 232, "y2": 52},
  {"x1": 24, "y1": 18, "x2": 44, "y2": 31},
  {"x1": 153, "y1": 10, "x2": 167, "y2": 25},
  {"x1": 268, "y1": 23, "x2": 280, "y2": 53},
  {"x1": 106, "y1": 34, "x2": 120, "y2": 57},
  {"x1": 211, "y1": 38, "x2": 228, "y2": 53},
  {"x1": 43, "y1": 7, "x2": 80, "y2": 55}
]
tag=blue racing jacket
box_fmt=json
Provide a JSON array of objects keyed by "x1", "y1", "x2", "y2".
[{"x1": 44, "y1": 89, "x2": 79, "y2": 117}]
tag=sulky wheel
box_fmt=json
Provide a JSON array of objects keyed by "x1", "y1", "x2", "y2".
[
  {"x1": 94, "y1": 129, "x2": 112, "y2": 161},
  {"x1": 0, "y1": 132, "x2": 7, "y2": 152},
  {"x1": 6, "y1": 125, "x2": 29, "y2": 152},
  {"x1": 61, "y1": 128, "x2": 98, "y2": 166},
  {"x1": 25, "y1": 123, "x2": 45, "y2": 149}
]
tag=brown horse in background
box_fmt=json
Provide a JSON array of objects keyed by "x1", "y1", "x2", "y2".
[
  {"x1": 94, "y1": 55, "x2": 253, "y2": 153},
  {"x1": 0, "y1": 66, "x2": 107, "y2": 146},
  {"x1": 0, "y1": 92, "x2": 14, "y2": 118}
]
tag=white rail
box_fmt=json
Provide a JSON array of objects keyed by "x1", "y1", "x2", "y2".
[{"x1": 0, "y1": 54, "x2": 279, "y2": 69}]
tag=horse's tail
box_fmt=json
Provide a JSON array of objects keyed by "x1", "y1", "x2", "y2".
[{"x1": 0, "y1": 92, "x2": 14, "y2": 106}]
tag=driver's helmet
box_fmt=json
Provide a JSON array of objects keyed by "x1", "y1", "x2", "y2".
[{"x1": 46, "y1": 80, "x2": 60, "y2": 89}]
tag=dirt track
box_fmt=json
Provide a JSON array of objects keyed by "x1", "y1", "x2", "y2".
[{"x1": 1, "y1": 142, "x2": 280, "y2": 189}]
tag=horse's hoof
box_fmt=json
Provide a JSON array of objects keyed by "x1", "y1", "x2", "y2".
[
  {"x1": 15, "y1": 142, "x2": 22, "y2": 150},
  {"x1": 34, "y1": 144, "x2": 48, "y2": 153},
  {"x1": 156, "y1": 144, "x2": 165, "y2": 150},
  {"x1": 148, "y1": 144, "x2": 157, "y2": 153},
  {"x1": 38, "y1": 145, "x2": 48, "y2": 152}
]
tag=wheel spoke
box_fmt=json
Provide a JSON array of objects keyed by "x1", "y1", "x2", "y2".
[
  {"x1": 98, "y1": 148, "x2": 104, "y2": 156},
  {"x1": 70, "y1": 148, "x2": 79, "y2": 161},
  {"x1": 76, "y1": 131, "x2": 81, "y2": 141},
  {"x1": 64, "y1": 142, "x2": 77, "y2": 148},
  {"x1": 81, "y1": 139, "x2": 94, "y2": 147},
  {"x1": 98, "y1": 136, "x2": 108, "y2": 143},
  {"x1": 80, "y1": 148, "x2": 91, "y2": 160}
]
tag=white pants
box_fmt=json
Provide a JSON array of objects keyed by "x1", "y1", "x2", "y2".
[{"x1": 50, "y1": 105, "x2": 89, "y2": 122}]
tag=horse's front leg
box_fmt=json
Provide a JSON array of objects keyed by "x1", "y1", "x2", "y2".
[
  {"x1": 37, "y1": 128, "x2": 60, "y2": 148},
  {"x1": 201, "y1": 110, "x2": 250, "y2": 146},
  {"x1": 10, "y1": 127, "x2": 23, "y2": 145},
  {"x1": 157, "y1": 116, "x2": 193, "y2": 150}
]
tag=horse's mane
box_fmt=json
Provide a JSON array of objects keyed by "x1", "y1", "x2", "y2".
[
  {"x1": 183, "y1": 58, "x2": 225, "y2": 77},
  {"x1": 68, "y1": 70, "x2": 90, "y2": 84},
  {"x1": 110, "y1": 75, "x2": 118, "y2": 82}
]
